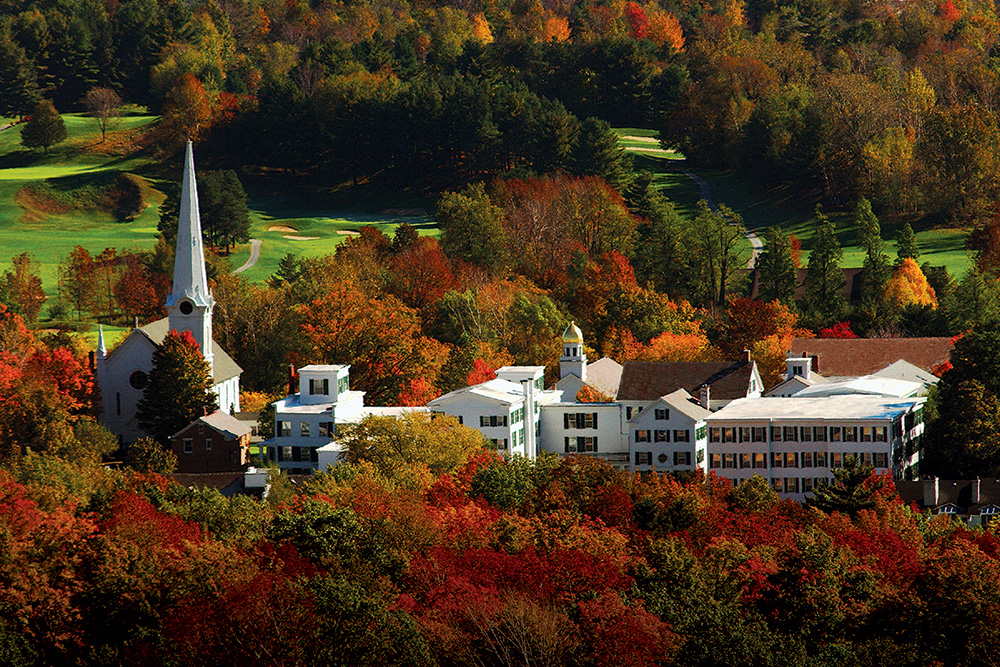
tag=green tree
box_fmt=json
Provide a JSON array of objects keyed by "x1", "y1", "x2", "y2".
[
  {"x1": 757, "y1": 227, "x2": 798, "y2": 306},
  {"x1": 136, "y1": 330, "x2": 217, "y2": 443},
  {"x1": 855, "y1": 197, "x2": 892, "y2": 325},
  {"x1": 20, "y1": 99, "x2": 66, "y2": 153},
  {"x1": 803, "y1": 208, "x2": 846, "y2": 321},
  {"x1": 924, "y1": 379, "x2": 1000, "y2": 478},
  {"x1": 0, "y1": 30, "x2": 40, "y2": 118},
  {"x1": 895, "y1": 222, "x2": 919, "y2": 263},
  {"x1": 124, "y1": 436, "x2": 178, "y2": 473},
  {"x1": 470, "y1": 455, "x2": 534, "y2": 511},
  {"x1": 807, "y1": 456, "x2": 879, "y2": 516},
  {"x1": 951, "y1": 267, "x2": 1000, "y2": 331},
  {"x1": 437, "y1": 183, "x2": 508, "y2": 271},
  {"x1": 571, "y1": 117, "x2": 633, "y2": 191},
  {"x1": 199, "y1": 170, "x2": 251, "y2": 253},
  {"x1": 692, "y1": 201, "x2": 748, "y2": 307},
  {"x1": 728, "y1": 474, "x2": 779, "y2": 513}
]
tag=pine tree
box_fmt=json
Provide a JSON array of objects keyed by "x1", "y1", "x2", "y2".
[
  {"x1": 804, "y1": 207, "x2": 846, "y2": 320},
  {"x1": 807, "y1": 456, "x2": 879, "y2": 516},
  {"x1": 20, "y1": 100, "x2": 66, "y2": 153},
  {"x1": 136, "y1": 330, "x2": 217, "y2": 443},
  {"x1": 896, "y1": 222, "x2": 920, "y2": 263},
  {"x1": 855, "y1": 197, "x2": 892, "y2": 323},
  {"x1": 757, "y1": 227, "x2": 798, "y2": 305},
  {"x1": 0, "y1": 32, "x2": 40, "y2": 118},
  {"x1": 571, "y1": 117, "x2": 633, "y2": 191}
]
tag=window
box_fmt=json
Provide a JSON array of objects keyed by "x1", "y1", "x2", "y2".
[
  {"x1": 183, "y1": 438, "x2": 193, "y2": 454},
  {"x1": 565, "y1": 437, "x2": 598, "y2": 453},
  {"x1": 205, "y1": 437, "x2": 212, "y2": 451},
  {"x1": 635, "y1": 430, "x2": 651, "y2": 442},
  {"x1": 801, "y1": 452, "x2": 813, "y2": 467},
  {"x1": 658, "y1": 453, "x2": 669, "y2": 464},
  {"x1": 783, "y1": 426, "x2": 798, "y2": 442},
  {"x1": 655, "y1": 408, "x2": 669, "y2": 420},
  {"x1": 771, "y1": 426, "x2": 782, "y2": 442},
  {"x1": 279, "y1": 446, "x2": 292, "y2": 461},
  {"x1": 129, "y1": 370, "x2": 148, "y2": 390},
  {"x1": 875, "y1": 426, "x2": 887, "y2": 442},
  {"x1": 783, "y1": 452, "x2": 797, "y2": 468},
  {"x1": 674, "y1": 429, "x2": 690, "y2": 442},
  {"x1": 338, "y1": 376, "x2": 349, "y2": 394},
  {"x1": 771, "y1": 479, "x2": 783, "y2": 492},
  {"x1": 803, "y1": 477, "x2": 814, "y2": 493},
  {"x1": 815, "y1": 451, "x2": 828, "y2": 467},
  {"x1": 674, "y1": 451, "x2": 692, "y2": 466},
  {"x1": 278, "y1": 421, "x2": 291, "y2": 438},
  {"x1": 300, "y1": 422, "x2": 310, "y2": 437},
  {"x1": 492, "y1": 438, "x2": 508, "y2": 450},
  {"x1": 319, "y1": 422, "x2": 334, "y2": 438},
  {"x1": 723, "y1": 453, "x2": 736, "y2": 468},
  {"x1": 636, "y1": 451, "x2": 652, "y2": 466},
  {"x1": 116, "y1": 392, "x2": 121, "y2": 415},
  {"x1": 512, "y1": 408, "x2": 524, "y2": 424},
  {"x1": 564, "y1": 412, "x2": 597, "y2": 429},
  {"x1": 844, "y1": 426, "x2": 858, "y2": 442},
  {"x1": 800, "y1": 427, "x2": 812, "y2": 442},
  {"x1": 695, "y1": 426, "x2": 707, "y2": 440},
  {"x1": 722, "y1": 427, "x2": 737, "y2": 443},
  {"x1": 697, "y1": 449, "x2": 705, "y2": 463},
  {"x1": 710, "y1": 453, "x2": 721, "y2": 469},
  {"x1": 813, "y1": 426, "x2": 827, "y2": 442},
  {"x1": 875, "y1": 452, "x2": 888, "y2": 468},
  {"x1": 831, "y1": 452, "x2": 843, "y2": 468},
  {"x1": 771, "y1": 452, "x2": 783, "y2": 468},
  {"x1": 862, "y1": 452, "x2": 874, "y2": 466},
  {"x1": 861, "y1": 427, "x2": 873, "y2": 442},
  {"x1": 753, "y1": 453, "x2": 767, "y2": 469},
  {"x1": 709, "y1": 428, "x2": 721, "y2": 443},
  {"x1": 626, "y1": 406, "x2": 634, "y2": 420},
  {"x1": 296, "y1": 446, "x2": 312, "y2": 461},
  {"x1": 752, "y1": 427, "x2": 766, "y2": 442},
  {"x1": 654, "y1": 430, "x2": 668, "y2": 442},
  {"x1": 309, "y1": 378, "x2": 329, "y2": 395},
  {"x1": 785, "y1": 477, "x2": 800, "y2": 493},
  {"x1": 481, "y1": 415, "x2": 508, "y2": 427},
  {"x1": 829, "y1": 427, "x2": 842, "y2": 441},
  {"x1": 739, "y1": 427, "x2": 751, "y2": 443},
  {"x1": 740, "y1": 453, "x2": 751, "y2": 469}
]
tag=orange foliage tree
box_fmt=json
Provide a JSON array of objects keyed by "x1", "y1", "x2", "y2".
[{"x1": 884, "y1": 257, "x2": 937, "y2": 309}]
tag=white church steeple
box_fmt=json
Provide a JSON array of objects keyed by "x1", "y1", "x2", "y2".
[{"x1": 165, "y1": 140, "x2": 214, "y2": 370}]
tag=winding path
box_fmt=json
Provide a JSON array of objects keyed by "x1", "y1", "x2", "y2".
[
  {"x1": 232, "y1": 238, "x2": 262, "y2": 275},
  {"x1": 680, "y1": 166, "x2": 762, "y2": 269}
]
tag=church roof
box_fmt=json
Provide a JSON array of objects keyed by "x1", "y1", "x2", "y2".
[{"x1": 139, "y1": 318, "x2": 242, "y2": 383}]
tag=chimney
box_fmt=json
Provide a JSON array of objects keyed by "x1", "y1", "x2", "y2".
[
  {"x1": 288, "y1": 364, "x2": 296, "y2": 395},
  {"x1": 700, "y1": 385, "x2": 711, "y2": 410},
  {"x1": 973, "y1": 477, "x2": 982, "y2": 504},
  {"x1": 521, "y1": 379, "x2": 537, "y2": 459},
  {"x1": 923, "y1": 476, "x2": 940, "y2": 507},
  {"x1": 744, "y1": 349, "x2": 751, "y2": 363}
]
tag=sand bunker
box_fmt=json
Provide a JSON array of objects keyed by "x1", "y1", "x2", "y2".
[
  {"x1": 268, "y1": 225, "x2": 298, "y2": 233},
  {"x1": 336, "y1": 230, "x2": 360, "y2": 236},
  {"x1": 283, "y1": 235, "x2": 320, "y2": 240},
  {"x1": 623, "y1": 135, "x2": 658, "y2": 143}
]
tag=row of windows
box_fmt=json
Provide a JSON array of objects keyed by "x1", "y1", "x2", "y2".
[
  {"x1": 564, "y1": 412, "x2": 598, "y2": 429},
  {"x1": 269, "y1": 446, "x2": 320, "y2": 464},
  {"x1": 181, "y1": 438, "x2": 211, "y2": 454},
  {"x1": 490, "y1": 438, "x2": 509, "y2": 449},
  {"x1": 772, "y1": 477, "x2": 830, "y2": 493},
  {"x1": 635, "y1": 451, "x2": 692, "y2": 466},
  {"x1": 277, "y1": 421, "x2": 334, "y2": 438},
  {"x1": 480, "y1": 415, "x2": 508, "y2": 428},
  {"x1": 565, "y1": 436, "x2": 598, "y2": 453},
  {"x1": 634, "y1": 429, "x2": 691, "y2": 443},
  {"x1": 709, "y1": 425, "x2": 890, "y2": 443},
  {"x1": 711, "y1": 451, "x2": 889, "y2": 470}
]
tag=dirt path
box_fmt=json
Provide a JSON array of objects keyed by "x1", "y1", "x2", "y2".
[
  {"x1": 680, "y1": 166, "x2": 762, "y2": 269},
  {"x1": 232, "y1": 239, "x2": 262, "y2": 275}
]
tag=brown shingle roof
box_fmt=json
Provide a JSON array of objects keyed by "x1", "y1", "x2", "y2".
[
  {"x1": 618, "y1": 360, "x2": 754, "y2": 401},
  {"x1": 789, "y1": 337, "x2": 953, "y2": 377}
]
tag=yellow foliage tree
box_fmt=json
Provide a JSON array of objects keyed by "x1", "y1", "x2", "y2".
[
  {"x1": 636, "y1": 332, "x2": 720, "y2": 362},
  {"x1": 884, "y1": 257, "x2": 937, "y2": 309},
  {"x1": 644, "y1": 4, "x2": 685, "y2": 52},
  {"x1": 472, "y1": 13, "x2": 494, "y2": 43}
]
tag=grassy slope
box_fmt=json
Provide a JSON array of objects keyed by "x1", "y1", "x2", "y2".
[{"x1": 619, "y1": 132, "x2": 971, "y2": 275}]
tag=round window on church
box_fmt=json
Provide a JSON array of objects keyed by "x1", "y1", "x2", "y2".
[
  {"x1": 129, "y1": 370, "x2": 148, "y2": 390},
  {"x1": 179, "y1": 300, "x2": 194, "y2": 315},
  {"x1": 658, "y1": 453, "x2": 668, "y2": 464}
]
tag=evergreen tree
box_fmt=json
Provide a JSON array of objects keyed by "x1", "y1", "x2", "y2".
[
  {"x1": 0, "y1": 32, "x2": 40, "y2": 118},
  {"x1": 757, "y1": 227, "x2": 798, "y2": 305},
  {"x1": 20, "y1": 100, "x2": 66, "y2": 153},
  {"x1": 855, "y1": 197, "x2": 892, "y2": 323},
  {"x1": 136, "y1": 330, "x2": 217, "y2": 443},
  {"x1": 896, "y1": 222, "x2": 920, "y2": 263},
  {"x1": 804, "y1": 208, "x2": 846, "y2": 321},
  {"x1": 571, "y1": 117, "x2": 633, "y2": 191},
  {"x1": 199, "y1": 170, "x2": 251, "y2": 253},
  {"x1": 807, "y1": 456, "x2": 879, "y2": 516},
  {"x1": 437, "y1": 183, "x2": 508, "y2": 271}
]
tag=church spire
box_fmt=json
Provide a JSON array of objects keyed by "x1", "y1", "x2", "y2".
[
  {"x1": 168, "y1": 140, "x2": 212, "y2": 308},
  {"x1": 165, "y1": 140, "x2": 215, "y2": 367}
]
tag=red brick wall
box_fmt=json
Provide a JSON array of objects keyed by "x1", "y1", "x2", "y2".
[{"x1": 171, "y1": 425, "x2": 248, "y2": 473}]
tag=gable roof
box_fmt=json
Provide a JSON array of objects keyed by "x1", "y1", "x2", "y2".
[
  {"x1": 618, "y1": 360, "x2": 754, "y2": 401},
  {"x1": 169, "y1": 410, "x2": 252, "y2": 440},
  {"x1": 139, "y1": 317, "x2": 242, "y2": 383},
  {"x1": 661, "y1": 388, "x2": 712, "y2": 421},
  {"x1": 789, "y1": 337, "x2": 953, "y2": 377},
  {"x1": 586, "y1": 357, "x2": 624, "y2": 397}
]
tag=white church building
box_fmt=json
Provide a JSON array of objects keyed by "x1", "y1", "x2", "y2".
[{"x1": 95, "y1": 142, "x2": 241, "y2": 442}]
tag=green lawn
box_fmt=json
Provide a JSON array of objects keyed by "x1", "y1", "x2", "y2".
[{"x1": 618, "y1": 131, "x2": 972, "y2": 275}]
